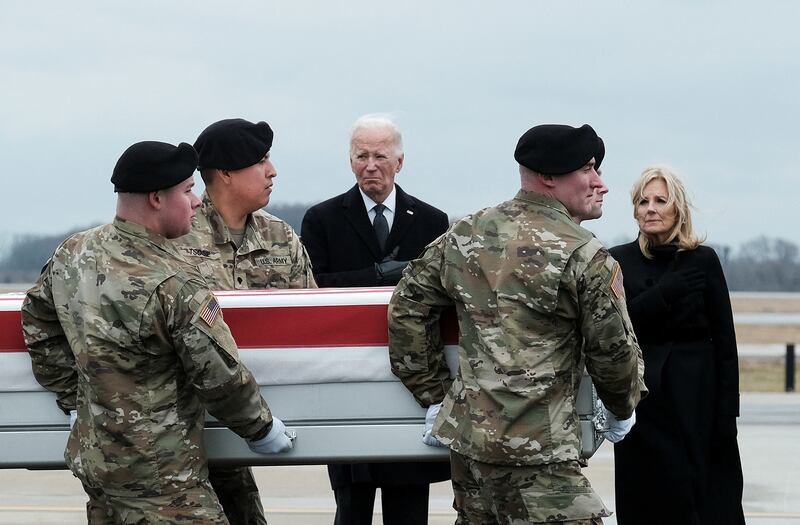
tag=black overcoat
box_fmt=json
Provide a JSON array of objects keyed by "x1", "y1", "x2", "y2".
[
  {"x1": 301, "y1": 183, "x2": 451, "y2": 487},
  {"x1": 609, "y1": 240, "x2": 744, "y2": 525}
]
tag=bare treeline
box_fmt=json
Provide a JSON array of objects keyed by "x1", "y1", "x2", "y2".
[
  {"x1": 714, "y1": 237, "x2": 800, "y2": 292},
  {"x1": 1, "y1": 206, "x2": 798, "y2": 291}
]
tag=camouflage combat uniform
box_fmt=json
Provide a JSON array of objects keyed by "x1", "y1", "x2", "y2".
[
  {"x1": 175, "y1": 194, "x2": 316, "y2": 525},
  {"x1": 22, "y1": 218, "x2": 275, "y2": 524},
  {"x1": 177, "y1": 193, "x2": 316, "y2": 290},
  {"x1": 388, "y1": 191, "x2": 646, "y2": 524}
]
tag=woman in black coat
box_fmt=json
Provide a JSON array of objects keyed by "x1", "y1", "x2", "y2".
[{"x1": 609, "y1": 166, "x2": 744, "y2": 525}]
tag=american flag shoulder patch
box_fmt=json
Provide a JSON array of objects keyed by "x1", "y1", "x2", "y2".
[
  {"x1": 199, "y1": 297, "x2": 221, "y2": 326},
  {"x1": 610, "y1": 263, "x2": 625, "y2": 300}
]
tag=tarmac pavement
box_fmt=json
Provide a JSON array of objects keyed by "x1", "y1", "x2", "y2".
[{"x1": 0, "y1": 392, "x2": 798, "y2": 524}]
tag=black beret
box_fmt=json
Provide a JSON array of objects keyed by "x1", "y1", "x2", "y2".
[
  {"x1": 595, "y1": 136, "x2": 605, "y2": 170},
  {"x1": 194, "y1": 118, "x2": 273, "y2": 171},
  {"x1": 514, "y1": 124, "x2": 599, "y2": 175},
  {"x1": 111, "y1": 141, "x2": 198, "y2": 193}
]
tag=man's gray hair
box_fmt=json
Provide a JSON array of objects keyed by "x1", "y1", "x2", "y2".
[{"x1": 349, "y1": 114, "x2": 403, "y2": 156}]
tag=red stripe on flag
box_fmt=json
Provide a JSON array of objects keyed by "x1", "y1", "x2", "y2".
[
  {"x1": 225, "y1": 305, "x2": 390, "y2": 348},
  {"x1": 0, "y1": 304, "x2": 459, "y2": 352},
  {"x1": 0, "y1": 311, "x2": 24, "y2": 352}
]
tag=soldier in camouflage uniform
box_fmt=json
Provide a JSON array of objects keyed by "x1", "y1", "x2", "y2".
[
  {"x1": 175, "y1": 119, "x2": 315, "y2": 524},
  {"x1": 388, "y1": 124, "x2": 646, "y2": 524},
  {"x1": 21, "y1": 141, "x2": 293, "y2": 524},
  {"x1": 179, "y1": 119, "x2": 315, "y2": 290}
]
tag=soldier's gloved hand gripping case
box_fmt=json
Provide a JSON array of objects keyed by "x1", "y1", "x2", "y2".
[{"x1": 247, "y1": 417, "x2": 294, "y2": 454}]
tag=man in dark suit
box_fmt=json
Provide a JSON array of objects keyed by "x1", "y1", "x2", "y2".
[{"x1": 301, "y1": 114, "x2": 451, "y2": 524}]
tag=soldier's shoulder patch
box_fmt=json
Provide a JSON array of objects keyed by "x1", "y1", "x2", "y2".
[
  {"x1": 199, "y1": 296, "x2": 221, "y2": 326},
  {"x1": 610, "y1": 263, "x2": 625, "y2": 300}
]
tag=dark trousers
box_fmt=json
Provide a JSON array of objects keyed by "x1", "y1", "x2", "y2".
[{"x1": 333, "y1": 483, "x2": 430, "y2": 525}]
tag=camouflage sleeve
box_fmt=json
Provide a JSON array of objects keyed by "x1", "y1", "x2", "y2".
[
  {"x1": 164, "y1": 278, "x2": 272, "y2": 440},
  {"x1": 21, "y1": 258, "x2": 77, "y2": 414},
  {"x1": 388, "y1": 236, "x2": 454, "y2": 407},
  {"x1": 287, "y1": 225, "x2": 317, "y2": 288},
  {"x1": 577, "y1": 249, "x2": 645, "y2": 419}
]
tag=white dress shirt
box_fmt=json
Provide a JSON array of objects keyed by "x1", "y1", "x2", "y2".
[{"x1": 359, "y1": 186, "x2": 396, "y2": 232}]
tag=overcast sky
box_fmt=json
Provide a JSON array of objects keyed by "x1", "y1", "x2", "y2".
[{"x1": 1, "y1": 1, "x2": 798, "y2": 253}]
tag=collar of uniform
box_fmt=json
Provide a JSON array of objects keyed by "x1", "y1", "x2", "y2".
[
  {"x1": 238, "y1": 213, "x2": 273, "y2": 254},
  {"x1": 200, "y1": 192, "x2": 270, "y2": 253},
  {"x1": 514, "y1": 190, "x2": 572, "y2": 219},
  {"x1": 200, "y1": 192, "x2": 237, "y2": 245},
  {"x1": 113, "y1": 216, "x2": 180, "y2": 257}
]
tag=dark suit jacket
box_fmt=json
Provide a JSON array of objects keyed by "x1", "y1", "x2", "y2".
[
  {"x1": 301, "y1": 183, "x2": 451, "y2": 487},
  {"x1": 301, "y1": 184, "x2": 450, "y2": 287}
]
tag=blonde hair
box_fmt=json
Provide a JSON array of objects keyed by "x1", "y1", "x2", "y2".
[{"x1": 630, "y1": 165, "x2": 704, "y2": 258}]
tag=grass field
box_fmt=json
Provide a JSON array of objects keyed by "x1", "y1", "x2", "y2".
[
  {"x1": 740, "y1": 358, "x2": 798, "y2": 392},
  {"x1": 734, "y1": 293, "x2": 799, "y2": 392}
]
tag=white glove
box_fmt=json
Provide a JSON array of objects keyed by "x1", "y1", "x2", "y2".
[
  {"x1": 422, "y1": 403, "x2": 447, "y2": 448},
  {"x1": 247, "y1": 417, "x2": 294, "y2": 454},
  {"x1": 69, "y1": 410, "x2": 77, "y2": 429},
  {"x1": 602, "y1": 406, "x2": 636, "y2": 443}
]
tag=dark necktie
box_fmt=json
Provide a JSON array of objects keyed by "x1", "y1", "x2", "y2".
[{"x1": 373, "y1": 203, "x2": 389, "y2": 251}]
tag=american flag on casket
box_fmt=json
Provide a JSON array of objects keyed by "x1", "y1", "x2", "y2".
[{"x1": 0, "y1": 287, "x2": 602, "y2": 469}]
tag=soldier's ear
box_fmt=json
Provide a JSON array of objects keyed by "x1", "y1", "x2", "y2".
[
  {"x1": 147, "y1": 190, "x2": 165, "y2": 210},
  {"x1": 538, "y1": 173, "x2": 557, "y2": 188}
]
